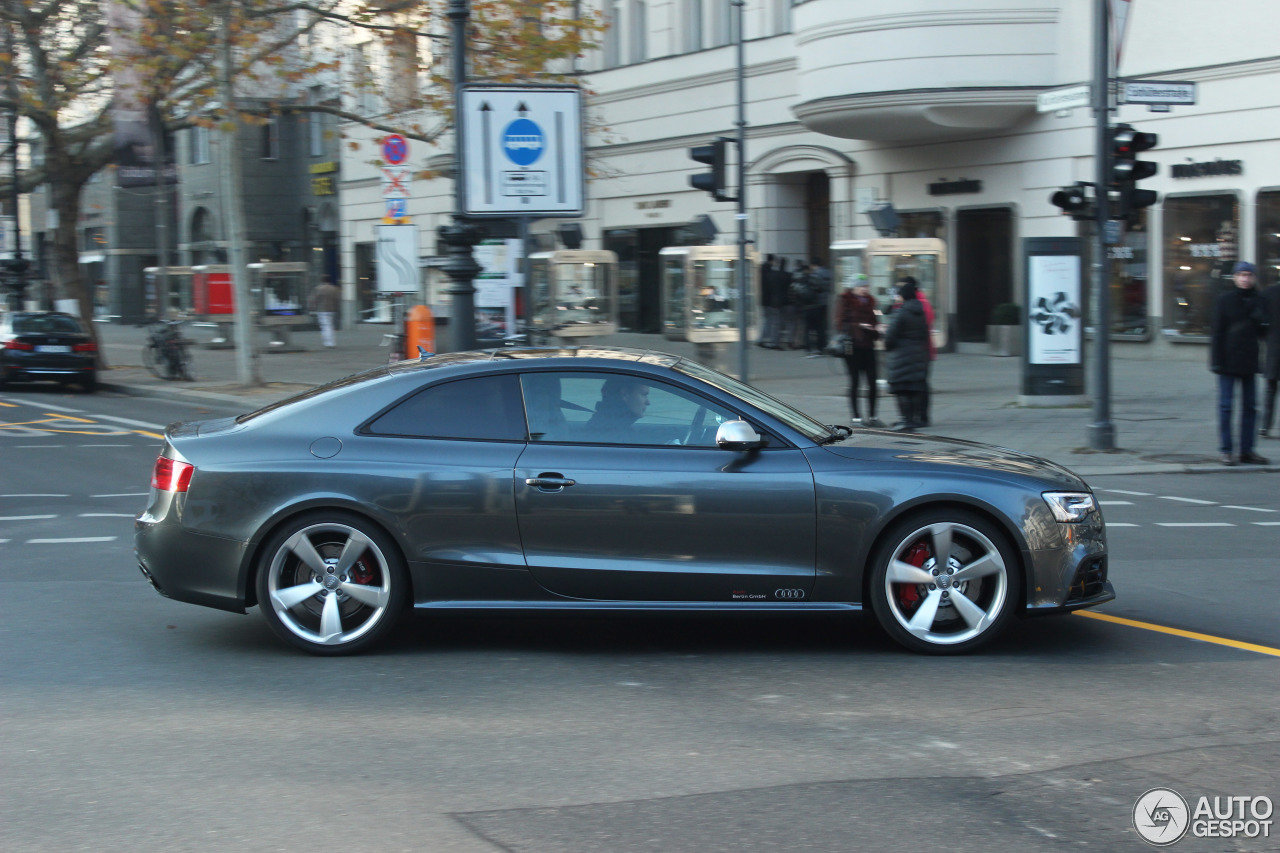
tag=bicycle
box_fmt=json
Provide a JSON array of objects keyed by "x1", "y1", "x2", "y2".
[{"x1": 142, "y1": 319, "x2": 194, "y2": 381}]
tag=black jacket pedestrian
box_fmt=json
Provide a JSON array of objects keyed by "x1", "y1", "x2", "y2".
[
  {"x1": 1263, "y1": 285, "x2": 1280, "y2": 382},
  {"x1": 1210, "y1": 285, "x2": 1265, "y2": 377},
  {"x1": 884, "y1": 299, "x2": 930, "y2": 390}
]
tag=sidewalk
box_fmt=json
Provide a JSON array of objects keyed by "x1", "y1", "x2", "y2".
[{"x1": 92, "y1": 319, "x2": 1277, "y2": 478}]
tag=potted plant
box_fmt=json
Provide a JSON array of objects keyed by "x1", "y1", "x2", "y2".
[{"x1": 987, "y1": 302, "x2": 1023, "y2": 357}]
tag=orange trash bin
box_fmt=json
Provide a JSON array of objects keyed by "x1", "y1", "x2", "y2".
[{"x1": 404, "y1": 304, "x2": 436, "y2": 357}]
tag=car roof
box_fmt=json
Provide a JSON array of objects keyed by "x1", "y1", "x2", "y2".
[{"x1": 387, "y1": 346, "x2": 683, "y2": 376}]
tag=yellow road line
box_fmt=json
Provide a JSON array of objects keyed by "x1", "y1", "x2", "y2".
[
  {"x1": 0, "y1": 402, "x2": 16, "y2": 407},
  {"x1": 45, "y1": 412, "x2": 95, "y2": 423},
  {"x1": 132, "y1": 430, "x2": 164, "y2": 439},
  {"x1": 1075, "y1": 610, "x2": 1280, "y2": 658}
]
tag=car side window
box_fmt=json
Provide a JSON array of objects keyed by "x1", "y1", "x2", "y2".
[
  {"x1": 366, "y1": 374, "x2": 526, "y2": 440},
  {"x1": 522, "y1": 371, "x2": 739, "y2": 447}
]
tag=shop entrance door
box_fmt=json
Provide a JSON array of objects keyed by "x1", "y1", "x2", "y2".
[{"x1": 955, "y1": 208, "x2": 1013, "y2": 342}]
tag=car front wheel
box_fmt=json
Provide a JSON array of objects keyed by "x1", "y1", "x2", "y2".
[
  {"x1": 869, "y1": 509, "x2": 1021, "y2": 654},
  {"x1": 256, "y1": 512, "x2": 408, "y2": 655}
]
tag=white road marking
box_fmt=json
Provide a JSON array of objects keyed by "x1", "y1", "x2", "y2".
[
  {"x1": 0, "y1": 515, "x2": 58, "y2": 521},
  {"x1": 0, "y1": 494, "x2": 69, "y2": 498},
  {"x1": 1100, "y1": 489, "x2": 1152, "y2": 496},
  {"x1": 92, "y1": 493, "x2": 147, "y2": 498},
  {"x1": 1159, "y1": 496, "x2": 1217, "y2": 505},
  {"x1": 78, "y1": 513, "x2": 135, "y2": 518},
  {"x1": 92, "y1": 414, "x2": 167, "y2": 430},
  {"x1": 1221, "y1": 505, "x2": 1278, "y2": 513},
  {"x1": 27, "y1": 537, "x2": 117, "y2": 544},
  {"x1": 0, "y1": 538, "x2": 8, "y2": 543},
  {"x1": 1099, "y1": 500, "x2": 1133, "y2": 506},
  {"x1": 80, "y1": 444, "x2": 131, "y2": 448},
  {"x1": 1253, "y1": 522, "x2": 1280, "y2": 526},
  {"x1": 13, "y1": 445, "x2": 65, "y2": 448},
  {"x1": 15, "y1": 400, "x2": 84, "y2": 414},
  {"x1": 1106, "y1": 522, "x2": 1140, "y2": 527},
  {"x1": 1155, "y1": 522, "x2": 1235, "y2": 527}
]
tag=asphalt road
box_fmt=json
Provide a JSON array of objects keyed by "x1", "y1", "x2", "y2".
[{"x1": 2, "y1": 386, "x2": 1278, "y2": 853}]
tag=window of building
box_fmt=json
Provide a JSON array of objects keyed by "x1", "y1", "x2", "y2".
[
  {"x1": 308, "y1": 87, "x2": 325, "y2": 156},
  {"x1": 629, "y1": 1, "x2": 647, "y2": 62},
  {"x1": 710, "y1": 0, "x2": 732, "y2": 47},
  {"x1": 1256, "y1": 190, "x2": 1280, "y2": 292},
  {"x1": 603, "y1": 1, "x2": 622, "y2": 68},
  {"x1": 190, "y1": 125, "x2": 211, "y2": 165},
  {"x1": 1162, "y1": 194, "x2": 1240, "y2": 340},
  {"x1": 898, "y1": 211, "x2": 945, "y2": 240},
  {"x1": 261, "y1": 116, "x2": 280, "y2": 160},
  {"x1": 351, "y1": 43, "x2": 379, "y2": 116},
  {"x1": 684, "y1": 0, "x2": 703, "y2": 53},
  {"x1": 1109, "y1": 213, "x2": 1150, "y2": 338},
  {"x1": 772, "y1": 0, "x2": 793, "y2": 34}
]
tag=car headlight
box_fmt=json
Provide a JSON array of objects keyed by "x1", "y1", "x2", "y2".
[{"x1": 1042, "y1": 492, "x2": 1097, "y2": 523}]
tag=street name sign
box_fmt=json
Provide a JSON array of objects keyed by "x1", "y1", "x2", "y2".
[
  {"x1": 459, "y1": 85, "x2": 584, "y2": 217},
  {"x1": 1121, "y1": 80, "x2": 1197, "y2": 106},
  {"x1": 1036, "y1": 85, "x2": 1091, "y2": 113}
]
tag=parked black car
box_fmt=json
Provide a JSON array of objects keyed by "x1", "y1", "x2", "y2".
[
  {"x1": 0, "y1": 311, "x2": 98, "y2": 392},
  {"x1": 135, "y1": 347, "x2": 1112, "y2": 656}
]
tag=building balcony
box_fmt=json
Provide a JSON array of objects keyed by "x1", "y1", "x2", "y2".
[{"x1": 791, "y1": 0, "x2": 1064, "y2": 141}]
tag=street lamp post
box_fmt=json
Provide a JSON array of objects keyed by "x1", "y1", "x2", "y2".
[
  {"x1": 3, "y1": 23, "x2": 28, "y2": 311},
  {"x1": 439, "y1": 0, "x2": 481, "y2": 352}
]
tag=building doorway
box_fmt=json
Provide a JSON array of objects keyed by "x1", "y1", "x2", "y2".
[
  {"x1": 955, "y1": 207, "x2": 1013, "y2": 342},
  {"x1": 806, "y1": 172, "x2": 831, "y2": 264}
]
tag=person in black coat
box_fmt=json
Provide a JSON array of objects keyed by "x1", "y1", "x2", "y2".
[
  {"x1": 1261, "y1": 280, "x2": 1280, "y2": 438},
  {"x1": 1209, "y1": 261, "x2": 1268, "y2": 465},
  {"x1": 884, "y1": 279, "x2": 930, "y2": 432}
]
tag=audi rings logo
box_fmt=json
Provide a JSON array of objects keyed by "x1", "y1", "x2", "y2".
[
  {"x1": 1134, "y1": 787, "x2": 1190, "y2": 846},
  {"x1": 774, "y1": 588, "x2": 806, "y2": 600}
]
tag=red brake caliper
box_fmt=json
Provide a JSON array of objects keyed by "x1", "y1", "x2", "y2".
[
  {"x1": 896, "y1": 541, "x2": 930, "y2": 612},
  {"x1": 349, "y1": 557, "x2": 375, "y2": 586}
]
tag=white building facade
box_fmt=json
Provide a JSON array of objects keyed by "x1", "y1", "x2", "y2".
[{"x1": 339, "y1": 0, "x2": 1280, "y2": 356}]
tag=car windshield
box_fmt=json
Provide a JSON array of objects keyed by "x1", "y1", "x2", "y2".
[
  {"x1": 14, "y1": 315, "x2": 83, "y2": 334},
  {"x1": 673, "y1": 359, "x2": 833, "y2": 442}
]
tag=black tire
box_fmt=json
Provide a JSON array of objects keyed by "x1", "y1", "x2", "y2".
[
  {"x1": 868, "y1": 508, "x2": 1022, "y2": 655},
  {"x1": 255, "y1": 511, "x2": 408, "y2": 655},
  {"x1": 142, "y1": 343, "x2": 162, "y2": 378}
]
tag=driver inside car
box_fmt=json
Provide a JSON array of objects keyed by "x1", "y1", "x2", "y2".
[{"x1": 585, "y1": 378, "x2": 650, "y2": 442}]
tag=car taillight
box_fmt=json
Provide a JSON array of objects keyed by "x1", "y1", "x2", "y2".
[
  {"x1": 152, "y1": 456, "x2": 194, "y2": 492},
  {"x1": 4, "y1": 339, "x2": 34, "y2": 351},
  {"x1": 73, "y1": 341, "x2": 98, "y2": 353}
]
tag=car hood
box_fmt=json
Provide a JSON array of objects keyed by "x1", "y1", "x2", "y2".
[{"x1": 821, "y1": 429, "x2": 1090, "y2": 490}]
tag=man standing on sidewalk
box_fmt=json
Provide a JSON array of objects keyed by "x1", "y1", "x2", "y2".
[
  {"x1": 308, "y1": 277, "x2": 341, "y2": 348},
  {"x1": 1210, "y1": 261, "x2": 1268, "y2": 465}
]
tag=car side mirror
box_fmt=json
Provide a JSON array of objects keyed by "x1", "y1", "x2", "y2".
[{"x1": 715, "y1": 419, "x2": 764, "y2": 451}]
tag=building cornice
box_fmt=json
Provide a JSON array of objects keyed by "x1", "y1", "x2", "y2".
[{"x1": 589, "y1": 58, "x2": 796, "y2": 106}]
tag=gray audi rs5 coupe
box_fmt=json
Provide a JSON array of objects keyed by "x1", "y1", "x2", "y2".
[{"x1": 135, "y1": 347, "x2": 1112, "y2": 655}]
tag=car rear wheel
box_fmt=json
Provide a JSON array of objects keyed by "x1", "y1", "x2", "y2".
[
  {"x1": 256, "y1": 512, "x2": 408, "y2": 655},
  {"x1": 869, "y1": 509, "x2": 1021, "y2": 654}
]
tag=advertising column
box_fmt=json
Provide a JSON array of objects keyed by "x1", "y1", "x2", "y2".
[{"x1": 1022, "y1": 237, "x2": 1087, "y2": 405}]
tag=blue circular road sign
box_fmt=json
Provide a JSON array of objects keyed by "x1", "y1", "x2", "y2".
[{"x1": 502, "y1": 119, "x2": 544, "y2": 166}]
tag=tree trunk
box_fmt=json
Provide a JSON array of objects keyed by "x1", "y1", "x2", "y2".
[{"x1": 48, "y1": 169, "x2": 105, "y2": 367}]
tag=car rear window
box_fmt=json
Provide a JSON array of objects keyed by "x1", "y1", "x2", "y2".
[
  {"x1": 14, "y1": 315, "x2": 83, "y2": 334},
  {"x1": 365, "y1": 374, "x2": 526, "y2": 441}
]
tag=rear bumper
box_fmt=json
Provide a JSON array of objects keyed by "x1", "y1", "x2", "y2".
[{"x1": 135, "y1": 513, "x2": 250, "y2": 614}]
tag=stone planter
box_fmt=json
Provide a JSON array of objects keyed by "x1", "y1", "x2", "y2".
[{"x1": 987, "y1": 324, "x2": 1022, "y2": 357}]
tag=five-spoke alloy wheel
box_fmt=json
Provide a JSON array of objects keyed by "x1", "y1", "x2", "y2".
[
  {"x1": 256, "y1": 512, "x2": 407, "y2": 655},
  {"x1": 869, "y1": 510, "x2": 1021, "y2": 654}
]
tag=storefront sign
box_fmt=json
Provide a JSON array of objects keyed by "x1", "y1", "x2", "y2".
[
  {"x1": 1172, "y1": 159, "x2": 1243, "y2": 179},
  {"x1": 928, "y1": 179, "x2": 982, "y2": 196}
]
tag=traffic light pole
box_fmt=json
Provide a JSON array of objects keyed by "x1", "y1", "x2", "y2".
[{"x1": 1087, "y1": 0, "x2": 1115, "y2": 451}]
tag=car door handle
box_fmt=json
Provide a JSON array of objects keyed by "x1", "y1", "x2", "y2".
[{"x1": 526, "y1": 475, "x2": 576, "y2": 490}]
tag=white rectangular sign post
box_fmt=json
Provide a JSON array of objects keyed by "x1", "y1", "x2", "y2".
[
  {"x1": 1121, "y1": 80, "x2": 1197, "y2": 106},
  {"x1": 459, "y1": 85, "x2": 584, "y2": 217},
  {"x1": 1036, "y1": 85, "x2": 1092, "y2": 113},
  {"x1": 376, "y1": 225, "x2": 419, "y2": 293}
]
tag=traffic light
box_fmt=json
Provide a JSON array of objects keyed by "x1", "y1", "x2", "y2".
[
  {"x1": 688, "y1": 137, "x2": 735, "y2": 202},
  {"x1": 1109, "y1": 124, "x2": 1158, "y2": 222},
  {"x1": 1050, "y1": 181, "x2": 1095, "y2": 221}
]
